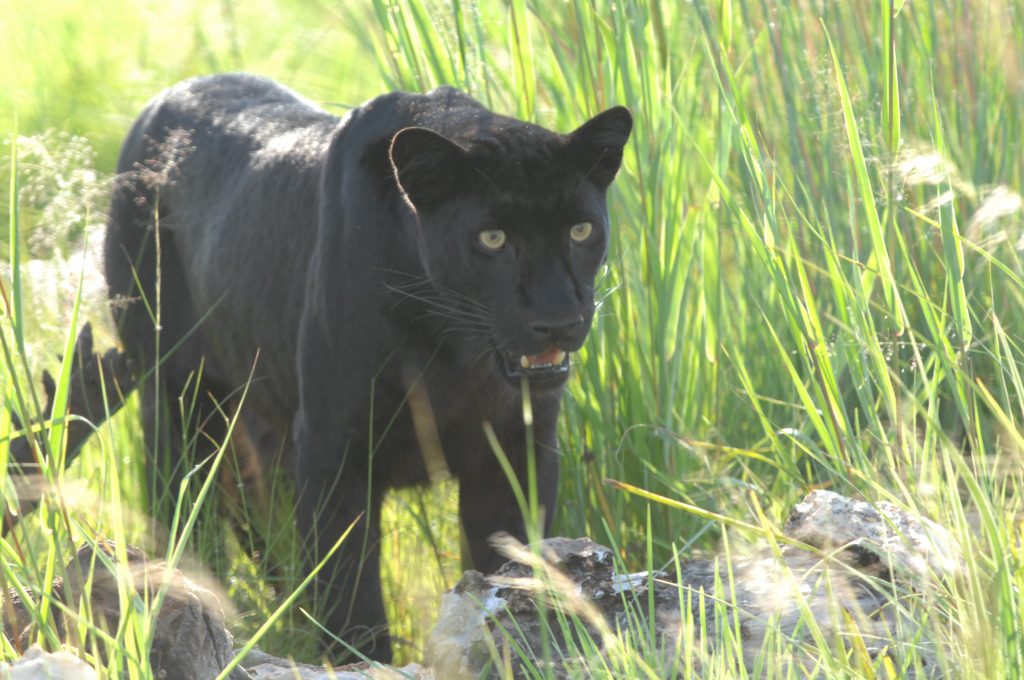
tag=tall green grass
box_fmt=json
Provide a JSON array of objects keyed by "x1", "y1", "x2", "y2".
[{"x1": 3, "y1": 0, "x2": 1024, "y2": 676}]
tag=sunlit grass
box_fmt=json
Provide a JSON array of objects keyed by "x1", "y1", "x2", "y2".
[{"x1": 3, "y1": 0, "x2": 1024, "y2": 677}]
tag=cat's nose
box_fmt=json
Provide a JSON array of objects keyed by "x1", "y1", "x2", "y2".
[{"x1": 531, "y1": 313, "x2": 585, "y2": 343}]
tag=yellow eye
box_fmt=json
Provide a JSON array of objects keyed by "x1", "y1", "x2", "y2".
[
  {"x1": 569, "y1": 221, "x2": 594, "y2": 242},
  {"x1": 478, "y1": 228, "x2": 507, "y2": 250}
]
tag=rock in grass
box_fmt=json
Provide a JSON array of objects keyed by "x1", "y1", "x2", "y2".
[
  {"x1": 0, "y1": 646, "x2": 97, "y2": 679},
  {"x1": 428, "y1": 494, "x2": 959, "y2": 679},
  {"x1": 0, "y1": 542, "x2": 250, "y2": 680},
  {"x1": 783, "y1": 489, "x2": 961, "y2": 579},
  {"x1": 241, "y1": 648, "x2": 431, "y2": 679}
]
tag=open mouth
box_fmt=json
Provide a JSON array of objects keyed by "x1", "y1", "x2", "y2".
[{"x1": 500, "y1": 346, "x2": 571, "y2": 379}]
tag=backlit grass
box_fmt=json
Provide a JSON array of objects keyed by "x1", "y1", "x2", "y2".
[{"x1": 3, "y1": 0, "x2": 1024, "y2": 677}]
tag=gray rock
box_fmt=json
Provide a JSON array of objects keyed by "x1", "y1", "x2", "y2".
[
  {"x1": 427, "y1": 492, "x2": 959, "y2": 678},
  {"x1": 142, "y1": 566, "x2": 249, "y2": 680},
  {"x1": 1, "y1": 542, "x2": 250, "y2": 680}
]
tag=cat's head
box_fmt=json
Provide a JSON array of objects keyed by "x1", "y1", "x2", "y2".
[{"x1": 389, "y1": 106, "x2": 632, "y2": 390}]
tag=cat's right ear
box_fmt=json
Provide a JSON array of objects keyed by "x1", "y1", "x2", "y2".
[{"x1": 389, "y1": 127, "x2": 469, "y2": 214}]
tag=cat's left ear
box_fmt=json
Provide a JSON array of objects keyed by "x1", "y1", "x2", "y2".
[
  {"x1": 390, "y1": 127, "x2": 469, "y2": 214},
  {"x1": 566, "y1": 106, "x2": 633, "y2": 188}
]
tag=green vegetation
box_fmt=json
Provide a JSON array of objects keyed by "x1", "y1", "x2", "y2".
[{"x1": 3, "y1": 0, "x2": 1024, "y2": 677}]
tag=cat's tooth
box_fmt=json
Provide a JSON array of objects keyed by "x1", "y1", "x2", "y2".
[
  {"x1": 554, "y1": 350, "x2": 567, "y2": 364},
  {"x1": 520, "y1": 355, "x2": 531, "y2": 369}
]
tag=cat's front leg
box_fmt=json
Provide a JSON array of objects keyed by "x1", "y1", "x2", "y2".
[
  {"x1": 294, "y1": 417, "x2": 392, "y2": 663},
  {"x1": 458, "y1": 418, "x2": 560, "y2": 575}
]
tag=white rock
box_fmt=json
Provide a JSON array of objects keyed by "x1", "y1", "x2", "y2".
[
  {"x1": 784, "y1": 489, "x2": 961, "y2": 578},
  {"x1": 244, "y1": 655, "x2": 430, "y2": 680},
  {"x1": 426, "y1": 570, "x2": 503, "y2": 680},
  {"x1": 0, "y1": 646, "x2": 97, "y2": 680}
]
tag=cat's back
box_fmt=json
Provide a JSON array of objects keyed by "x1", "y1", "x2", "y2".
[{"x1": 120, "y1": 73, "x2": 338, "y2": 166}]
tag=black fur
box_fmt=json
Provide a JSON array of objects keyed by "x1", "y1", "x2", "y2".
[{"x1": 104, "y1": 73, "x2": 631, "y2": 661}]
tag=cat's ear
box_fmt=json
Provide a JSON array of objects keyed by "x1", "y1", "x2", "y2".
[
  {"x1": 389, "y1": 127, "x2": 469, "y2": 213},
  {"x1": 566, "y1": 106, "x2": 633, "y2": 188}
]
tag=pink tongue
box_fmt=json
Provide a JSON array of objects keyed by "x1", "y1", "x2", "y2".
[{"x1": 525, "y1": 347, "x2": 562, "y2": 366}]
